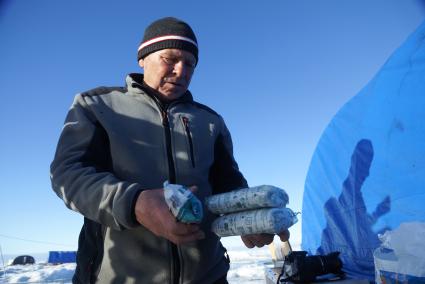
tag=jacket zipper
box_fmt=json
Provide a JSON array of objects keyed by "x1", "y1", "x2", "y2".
[
  {"x1": 161, "y1": 110, "x2": 176, "y2": 183},
  {"x1": 133, "y1": 81, "x2": 182, "y2": 284},
  {"x1": 182, "y1": 116, "x2": 195, "y2": 168},
  {"x1": 160, "y1": 108, "x2": 180, "y2": 284}
]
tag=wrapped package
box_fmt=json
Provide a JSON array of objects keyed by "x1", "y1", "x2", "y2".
[
  {"x1": 163, "y1": 181, "x2": 203, "y2": 224},
  {"x1": 211, "y1": 207, "x2": 297, "y2": 237},
  {"x1": 205, "y1": 185, "x2": 289, "y2": 214},
  {"x1": 374, "y1": 222, "x2": 425, "y2": 283}
]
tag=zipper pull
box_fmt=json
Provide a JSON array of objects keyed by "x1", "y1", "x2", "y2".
[
  {"x1": 182, "y1": 116, "x2": 189, "y2": 128},
  {"x1": 182, "y1": 116, "x2": 195, "y2": 168},
  {"x1": 162, "y1": 110, "x2": 169, "y2": 126}
]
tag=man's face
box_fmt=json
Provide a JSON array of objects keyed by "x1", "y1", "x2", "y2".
[{"x1": 139, "y1": 49, "x2": 196, "y2": 100}]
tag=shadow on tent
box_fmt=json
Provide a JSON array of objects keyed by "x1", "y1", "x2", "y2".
[{"x1": 318, "y1": 139, "x2": 391, "y2": 278}]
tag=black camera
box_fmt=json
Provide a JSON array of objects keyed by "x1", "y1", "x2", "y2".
[{"x1": 279, "y1": 251, "x2": 344, "y2": 283}]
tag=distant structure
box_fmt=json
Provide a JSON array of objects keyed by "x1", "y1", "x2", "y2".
[
  {"x1": 48, "y1": 251, "x2": 77, "y2": 264},
  {"x1": 12, "y1": 255, "x2": 35, "y2": 265}
]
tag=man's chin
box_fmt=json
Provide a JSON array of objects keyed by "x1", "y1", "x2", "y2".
[{"x1": 160, "y1": 90, "x2": 187, "y2": 101}]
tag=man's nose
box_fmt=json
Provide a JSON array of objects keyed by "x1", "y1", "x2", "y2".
[{"x1": 173, "y1": 61, "x2": 188, "y2": 77}]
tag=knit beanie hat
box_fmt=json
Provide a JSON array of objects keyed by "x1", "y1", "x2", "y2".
[{"x1": 137, "y1": 17, "x2": 198, "y2": 63}]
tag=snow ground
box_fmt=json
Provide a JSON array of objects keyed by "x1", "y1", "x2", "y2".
[{"x1": 1, "y1": 238, "x2": 297, "y2": 283}]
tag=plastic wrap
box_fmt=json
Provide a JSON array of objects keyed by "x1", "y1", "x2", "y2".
[
  {"x1": 211, "y1": 208, "x2": 297, "y2": 237},
  {"x1": 163, "y1": 181, "x2": 203, "y2": 223},
  {"x1": 205, "y1": 185, "x2": 288, "y2": 214},
  {"x1": 374, "y1": 222, "x2": 425, "y2": 283}
]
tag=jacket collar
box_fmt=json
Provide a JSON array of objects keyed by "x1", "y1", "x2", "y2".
[{"x1": 126, "y1": 73, "x2": 194, "y2": 104}]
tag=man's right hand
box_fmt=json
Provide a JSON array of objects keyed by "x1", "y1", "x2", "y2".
[{"x1": 134, "y1": 188, "x2": 205, "y2": 245}]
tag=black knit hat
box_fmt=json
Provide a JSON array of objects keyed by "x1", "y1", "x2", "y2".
[{"x1": 137, "y1": 17, "x2": 198, "y2": 63}]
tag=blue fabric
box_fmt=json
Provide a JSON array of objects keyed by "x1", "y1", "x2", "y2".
[
  {"x1": 48, "y1": 251, "x2": 77, "y2": 263},
  {"x1": 301, "y1": 20, "x2": 425, "y2": 281}
]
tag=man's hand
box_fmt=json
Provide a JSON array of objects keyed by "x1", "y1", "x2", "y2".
[
  {"x1": 134, "y1": 187, "x2": 205, "y2": 245},
  {"x1": 241, "y1": 229, "x2": 290, "y2": 248}
]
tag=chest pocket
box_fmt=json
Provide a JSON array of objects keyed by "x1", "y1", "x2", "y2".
[{"x1": 172, "y1": 114, "x2": 217, "y2": 172}]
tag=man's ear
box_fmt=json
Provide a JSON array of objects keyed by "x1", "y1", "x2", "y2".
[{"x1": 138, "y1": 59, "x2": 145, "y2": 68}]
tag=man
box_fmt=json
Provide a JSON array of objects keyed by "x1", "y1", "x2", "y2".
[{"x1": 51, "y1": 17, "x2": 289, "y2": 283}]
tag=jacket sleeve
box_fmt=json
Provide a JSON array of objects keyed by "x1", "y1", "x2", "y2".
[
  {"x1": 50, "y1": 94, "x2": 142, "y2": 230},
  {"x1": 209, "y1": 116, "x2": 248, "y2": 194}
]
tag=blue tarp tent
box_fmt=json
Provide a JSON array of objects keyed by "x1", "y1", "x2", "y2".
[
  {"x1": 48, "y1": 251, "x2": 77, "y2": 264},
  {"x1": 301, "y1": 20, "x2": 425, "y2": 281}
]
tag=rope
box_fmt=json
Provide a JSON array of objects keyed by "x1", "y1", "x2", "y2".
[{"x1": 0, "y1": 234, "x2": 74, "y2": 248}]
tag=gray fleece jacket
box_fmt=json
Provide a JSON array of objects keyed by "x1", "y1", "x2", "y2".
[{"x1": 50, "y1": 73, "x2": 247, "y2": 284}]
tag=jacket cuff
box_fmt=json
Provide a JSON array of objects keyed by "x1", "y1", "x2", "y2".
[
  {"x1": 130, "y1": 189, "x2": 143, "y2": 225},
  {"x1": 113, "y1": 184, "x2": 144, "y2": 229}
]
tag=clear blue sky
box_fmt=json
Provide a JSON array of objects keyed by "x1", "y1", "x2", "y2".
[{"x1": 0, "y1": 0, "x2": 424, "y2": 254}]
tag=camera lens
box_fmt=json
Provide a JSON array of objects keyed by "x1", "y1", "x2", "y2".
[
  {"x1": 305, "y1": 252, "x2": 342, "y2": 276},
  {"x1": 281, "y1": 251, "x2": 344, "y2": 283}
]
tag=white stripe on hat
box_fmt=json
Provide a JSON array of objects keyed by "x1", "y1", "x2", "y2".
[{"x1": 138, "y1": 35, "x2": 198, "y2": 52}]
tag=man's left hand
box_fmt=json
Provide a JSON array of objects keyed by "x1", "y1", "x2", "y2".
[{"x1": 241, "y1": 229, "x2": 290, "y2": 248}]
